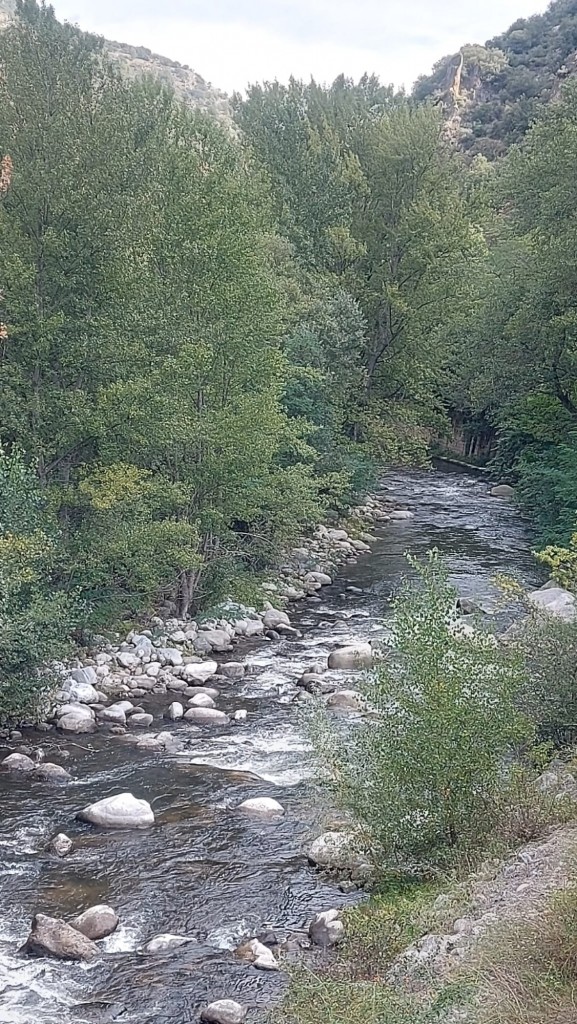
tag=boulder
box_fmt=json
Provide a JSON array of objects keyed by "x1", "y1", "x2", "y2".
[
  {"x1": 2, "y1": 752, "x2": 36, "y2": 772},
  {"x1": 51, "y1": 833, "x2": 73, "y2": 857},
  {"x1": 130, "y1": 713, "x2": 154, "y2": 727},
  {"x1": 71, "y1": 904, "x2": 119, "y2": 940},
  {"x1": 305, "y1": 571, "x2": 332, "y2": 586},
  {"x1": 184, "y1": 707, "x2": 229, "y2": 725},
  {"x1": 182, "y1": 660, "x2": 218, "y2": 683},
  {"x1": 262, "y1": 608, "x2": 291, "y2": 630},
  {"x1": 166, "y1": 701, "x2": 184, "y2": 721},
  {"x1": 201, "y1": 1001, "x2": 247, "y2": 1024},
  {"x1": 187, "y1": 692, "x2": 216, "y2": 709},
  {"x1": 70, "y1": 666, "x2": 98, "y2": 688},
  {"x1": 109, "y1": 700, "x2": 134, "y2": 714},
  {"x1": 57, "y1": 712, "x2": 96, "y2": 734},
  {"x1": 219, "y1": 662, "x2": 245, "y2": 680},
  {"x1": 145, "y1": 662, "x2": 161, "y2": 678},
  {"x1": 117, "y1": 652, "x2": 140, "y2": 671},
  {"x1": 78, "y1": 792, "x2": 154, "y2": 829},
  {"x1": 98, "y1": 707, "x2": 127, "y2": 726},
  {"x1": 527, "y1": 586, "x2": 576, "y2": 622},
  {"x1": 490, "y1": 484, "x2": 515, "y2": 499},
  {"x1": 142, "y1": 933, "x2": 193, "y2": 954},
  {"x1": 197, "y1": 629, "x2": 232, "y2": 651},
  {"x1": 388, "y1": 510, "x2": 414, "y2": 520},
  {"x1": 57, "y1": 702, "x2": 94, "y2": 719},
  {"x1": 157, "y1": 647, "x2": 183, "y2": 667},
  {"x1": 35, "y1": 762, "x2": 72, "y2": 783},
  {"x1": 327, "y1": 528, "x2": 348, "y2": 541},
  {"x1": 22, "y1": 914, "x2": 98, "y2": 961},
  {"x1": 457, "y1": 597, "x2": 484, "y2": 616},
  {"x1": 68, "y1": 680, "x2": 100, "y2": 704},
  {"x1": 237, "y1": 797, "x2": 285, "y2": 818},
  {"x1": 309, "y1": 909, "x2": 345, "y2": 947},
  {"x1": 308, "y1": 831, "x2": 365, "y2": 871},
  {"x1": 235, "y1": 937, "x2": 279, "y2": 970},
  {"x1": 327, "y1": 643, "x2": 373, "y2": 670},
  {"x1": 327, "y1": 689, "x2": 364, "y2": 711}
]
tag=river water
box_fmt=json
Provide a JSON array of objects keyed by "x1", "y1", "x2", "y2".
[{"x1": 0, "y1": 468, "x2": 542, "y2": 1023}]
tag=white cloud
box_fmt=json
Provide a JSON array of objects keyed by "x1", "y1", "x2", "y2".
[{"x1": 50, "y1": 1, "x2": 549, "y2": 94}]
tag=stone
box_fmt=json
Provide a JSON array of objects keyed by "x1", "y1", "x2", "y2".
[
  {"x1": 68, "y1": 680, "x2": 100, "y2": 704},
  {"x1": 327, "y1": 528, "x2": 348, "y2": 541},
  {"x1": 527, "y1": 586, "x2": 576, "y2": 622},
  {"x1": 244, "y1": 618, "x2": 265, "y2": 637},
  {"x1": 262, "y1": 608, "x2": 291, "y2": 630},
  {"x1": 98, "y1": 707, "x2": 127, "y2": 725},
  {"x1": 182, "y1": 660, "x2": 218, "y2": 683},
  {"x1": 457, "y1": 597, "x2": 483, "y2": 615},
  {"x1": 536, "y1": 768, "x2": 577, "y2": 800},
  {"x1": 187, "y1": 692, "x2": 216, "y2": 709},
  {"x1": 350, "y1": 540, "x2": 371, "y2": 553},
  {"x1": 235, "y1": 937, "x2": 279, "y2": 970},
  {"x1": 145, "y1": 662, "x2": 161, "y2": 678},
  {"x1": 57, "y1": 702, "x2": 94, "y2": 719},
  {"x1": 327, "y1": 689, "x2": 364, "y2": 711},
  {"x1": 219, "y1": 662, "x2": 245, "y2": 679},
  {"x1": 78, "y1": 792, "x2": 154, "y2": 828},
  {"x1": 109, "y1": 700, "x2": 134, "y2": 714},
  {"x1": 57, "y1": 713, "x2": 97, "y2": 734},
  {"x1": 142, "y1": 933, "x2": 193, "y2": 953},
  {"x1": 2, "y1": 752, "x2": 35, "y2": 771},
  {"x1": 130, "y1": 713, "x2": 154, "y2": 727},
  {"x1": 305, "y1": 571, "x2": 332, "y2": 586},
  {"x1": 233, "y1": 709, "x2": 248, "y2": 721},
  {"x1": 201, "y1": 1000, "x2": 247, "y2": 1024},
  {"x1": 22, "y1": 914, "x2": 98, "y2": 961},
  {"x1": 70, "y1": 666, "x2": 98, "y2": 687},
  {"x1": 157, "y1": 647, "x2": 183, "y2": 667},
  {"x1": 309, "y1": 909, "x2": 345, "y2": 947},
  {"x1": 35, "y1": 762, "x2": 72, "y2": 783},
  {"x1": 50, "y1": 833, "x2": 73, "y2": 857},
  {"x1": 388, "y1": 510, "x2": 414, "y2": 520},
  {"x1": 308, "y1": 831, "x2": 367, "y2": 871},
  {"x1": 327, "y1": 643, "x2": 373, "y2": 670},
  {"x1": 346, "y1": 585, "x2": 364, "y2": 594},
  {"x1": 237, "y1": 797, "x2": 285, "y2": 818},
  {"x1": 197, "y1": 629, "x2": 232, "y2": 651},
  {"x1": 117, "y1": 652, "x2": 140, "y2": 670},
  {"x1": 490, "y1": 484, "x2": 515, "y2": 499},
  {"x1": 71, "y1": 904, "x2": 119, "y2": 940},
  {"x1": 184, "y1": 706, "x2": 229, "y2": 725}
]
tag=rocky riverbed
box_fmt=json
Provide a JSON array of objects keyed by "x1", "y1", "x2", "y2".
[{"x1": 0, "y1": 468, "x2": 545, "y2": 1024}]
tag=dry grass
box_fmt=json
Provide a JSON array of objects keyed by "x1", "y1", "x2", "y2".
[{"x1": 475, "y1": 884, "x2": 577, "y2": 1024}]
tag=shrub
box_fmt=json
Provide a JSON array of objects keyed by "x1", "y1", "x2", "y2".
[
  {"x1": 512, "y1": 612, "x2": 577, "y2": 748},
  {"x1": 309, "y1": 551, "x2": 532, "y2": 869}
]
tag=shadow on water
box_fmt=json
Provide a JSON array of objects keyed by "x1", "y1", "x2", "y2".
[{"x1": 0, "y1": 468, "x2": 542, "y2": 1023}]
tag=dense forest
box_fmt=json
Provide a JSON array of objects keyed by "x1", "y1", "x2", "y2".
[{"x1": 2, "y1": 0, "x2": 577, "y2": 710}]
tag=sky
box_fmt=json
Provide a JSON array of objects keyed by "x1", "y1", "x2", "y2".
[{"x1": 50, "y1": 0, "x2": 549, "y2": 95}]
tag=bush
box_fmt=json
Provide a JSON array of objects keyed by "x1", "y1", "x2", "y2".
[
  {"x1": 309, "y1": 551, "x2": 532, "y2": 869},
  {"x1": 512, "y1": 612, "x2": 577, "y2": 748},
  {"x1": 0, "y1": 446, "x2": 77, "y2": 723}
]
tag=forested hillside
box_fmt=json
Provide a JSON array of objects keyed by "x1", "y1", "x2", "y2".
[{"x1": 2, "y1": 0, "x2": 577, "y2": 718}]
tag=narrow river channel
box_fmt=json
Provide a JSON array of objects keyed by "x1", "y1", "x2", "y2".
[{"x1": 0, "y1": 467, "x2": 542, "y2": 1024}]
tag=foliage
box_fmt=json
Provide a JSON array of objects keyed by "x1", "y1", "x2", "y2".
[
  {"x1": 0, "y1": 446, "x2": 76, "y2": 722},
  {"x1": 309, "y1": 551, "x2": 531, "y2": 868},
  {"x1": 511, "y1": 612, "x2": 577, "y2": 747}
]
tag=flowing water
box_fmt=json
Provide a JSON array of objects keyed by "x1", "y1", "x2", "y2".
[{"x1": 0, "y1": 468, "x2": 542, "y2": 1023}]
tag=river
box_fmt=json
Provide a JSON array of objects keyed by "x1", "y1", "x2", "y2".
[{"x1": 0, "y1": 468, "x2": 542, "y2": 1024}]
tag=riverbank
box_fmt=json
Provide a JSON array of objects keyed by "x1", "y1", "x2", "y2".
[{"x1": 0, "y1": 467, "x2": 557, "y2": 1023}]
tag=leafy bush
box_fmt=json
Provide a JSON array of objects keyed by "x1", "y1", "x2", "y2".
[
  {"x1": 0, "y1": 447, "x2": 77, "y2": 723},
  {"x1": 309, "y1": 551, "x2": 532, "y2": 869},
  {"x1": 510, "y1": 611, "x2": 577, "y2": 748}
]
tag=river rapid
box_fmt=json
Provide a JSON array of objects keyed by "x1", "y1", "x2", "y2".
[{"x1": 0, "y1": 468, "x2": 542, "y2": 1024}]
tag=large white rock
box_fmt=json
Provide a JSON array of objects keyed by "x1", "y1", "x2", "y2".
[
  {"x1": 244, "y1": 618, "x2": 265, "y2": 637},
  {"x1": 388, "y1": 509, "x2": 414, "y2": 520},
  {"x1": 528, "y1": 586, "x2": 576, "y2": 622},
  {"x1": 68, "y1": 680, "x2": 100, "y2": 704},
  {"x1": 166, "y1": 701, "x2": 184, "y2": 720},
  {"x1": 182, "y1": 660, "x2": 218, "y2": 683},
  {"x1": 184, "y1": 707, "x2": 229, "y2": 725},
  {"x1": 157, "y1": 647, "x2": 183, "y2": 667},
  {"x1": 219, "y1": 662, "x2": 245, "y2": 679},
  {"x1": 262, "y1": 608, "x2": 291, "y2": 630},
  {"x1": 307, "y1": 831, "x2": 365, "y2": 870},
  {"x1": 78, "y1": 793, "x2": 154, "y2": 829},
  {"x1": 327, "y1": 643, "x2": 373, "y2": 670},
  {"x1": 117, "y1": 652, "x2": 140, "y2": 671},
  {"x1": 187, "y1": 692, "x2": 216, "y2": 709},
  {"x1": 98, "y1": 707, "x2": 127, "y2": 725},
  {"x1": 70, "y1": 666, "x2": 98, "y2": 687},
  {"x1": 197, "y1": 629, "x2": 232, "y2": 651},
  {"x1": 309, "y1": 909, "x2": 345, "y2": 947},
  {"x1": 142, "y1": 933, "x2": 193, "y2": 954},
  {"x1": 2, "y1": 752, "x2": 36, "y2": 771},
  {"x1": 201, "y1": 1000, "x2": 247, "y2": 1024},
  {"x1": 57, "y1": 702, "x2": 94, "y2": 719},
  {"x1": 71, "y1": 904, "x2": 119, "y2": 940},
  {"x1": 51, "y1": 833, "x2": 73, "y2": 857},
  {"x1": 235, "y1": 937, "x2": 279, "y2": 970},
  {"x1": 237, "y1": 797, "x2": 285, "y2": 818},
  {"x1": 305, "y1": 571, "x2": 332, "y2": 586},
  {"x1": 58, "y1": 712, "x2": 96, "y2": 734},
  {"x1": 327, "y1": 689, "x2": 364, "y2": 711},
  {"x1": 491, "y1": 484, "x2": 515, "y2": 499}
]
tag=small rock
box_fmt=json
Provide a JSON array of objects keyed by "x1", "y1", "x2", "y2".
[
  {"x1": 35, "y1": 762, "x2": 72, "y2": 783},
  {"x1": 233, "y1": 709, "x2": 247, "y2": 721},
  {"x1": 187, "y1": 692, "x2": 216, "y2": 709},
  {"x1": 389, "y1": 510, "x2": 414, "y2": 520},
  {"x1": 219, "y1": 662, "x2": 245, "y2": 679},
  {"x1": 327, "y1": 689, "x2": 364, "y2": 711},
  {"x1": 490, "y1": 484, "x2": 515, "y2": 499},
  {"x1": 307, "y1": 831, "x2": 367, "y2": 871},
  {"x1": 71, "y1": 905, "x2": 119, "y2": 940},
  {"x1": 182, "y1": 660, "x2": 218, "y2": 684},
  {"x1": 130, "y1": 713, "x2": 154, "y2": 728},
  {"x1": 22, "y1": 914, "x2": 98, "y2": 961},
  {"x1": 184, "y1": 707, "x2": 229, "y2": 725},
  {"x1": 142, "y1": 933, "x2": 193, "y2": 954},
  {"x1": 50, "y1": 833, "x2": 73, "y2": 857},
  {"x1": 58, "y1": 712, "x2": 96, "y2": 734},
  {"x1": 309, "y1": 909, "x2": 344, "y2": 947},
  {"x1": 70, "y1": 666, "x2": 98, "y2": 688},
  {"x1": 98, "y1": 707, "x2": 127, "y2": 726},
  {"x1": 262, "y1": 609, "x2": 291, "y2": 630},
  {"x1": 166, "y1": 701, "x2": 184, "y2": 720},
  {"x1": 235, "y1": 937, "x2": 279, "y2": 970},
  {"x1": 237, "y1": 797, "x2": 285, "y2": 818},
  {"x1": 201, "y1": 1000, "x2": 247, "y2": 1024},
  {"x1": 2, "y1": 752, "x2": 36, "y2": 772},
  {"x1": 78, "y1": 793, "x2": 155, "y2": 829},
  {"x1": 327, "y1": 643, "x2": 373, "y2": 670}
]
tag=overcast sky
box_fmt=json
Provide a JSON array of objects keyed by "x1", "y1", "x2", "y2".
[{"x1": 50, "y1": 0, "x2": 548, "y2": 94}]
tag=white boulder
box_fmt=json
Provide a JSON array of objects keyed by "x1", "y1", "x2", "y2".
[
  {"x1": 142, "y1": 933, "x2": 193, "y2": 954},
  {"x1": 78, "y1": 793, "x2": 154, "y2": 829},
  {"x1": 201, "y1": 1001, "x2": 247, "y2": 1024},
  {"x1": 2, "y1": 752, "x2": 36, "y2": 771},
  {"x1": 182, "y1": 660, "x2": 218, "y2": 683},
  {"x1": 327, "y1": 643, "x2": 373, "y2": 670},
  {"x1": 71, "y1": 904, "x2": 119, "y2": 940},
  {"x1": 166, "y1": 701, "x2": 184, "y2": 720},
  {"x1": 187, "y1": 693, "x2": 216, "y2": 709},
  {"x1": 309, "y1": 909, "x2": 345, "y2": 947},
  {"x1": 327, "y1": 689, "x2": 364, "y2": 711},
  {"x1": 183, "y1": 707, "x2": 229, "y2": 725},
  {"x1": 237, "y1": 797, "x2": 285, "y2": 818},
  {"x1": 235, "y1": 937, "x2": 278, "y2": 970},
  {"x1": 528, "y1": 586, "x2": 576, "y2": 622},
  {"x1": 262, "y1": 608, "x2": 291, "y2": 630}
]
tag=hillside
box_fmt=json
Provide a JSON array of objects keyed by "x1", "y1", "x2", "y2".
[
  {"x1": 414, "y1": 0, "x2": 577, "y2": 157},
  {"x1": 0, "y1": 0, "x2": 230, "y2": 121}
]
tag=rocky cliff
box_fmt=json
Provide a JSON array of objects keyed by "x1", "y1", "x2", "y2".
[{"x1": 0, "y1": 0, "x2": 230, "y2": 121}]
